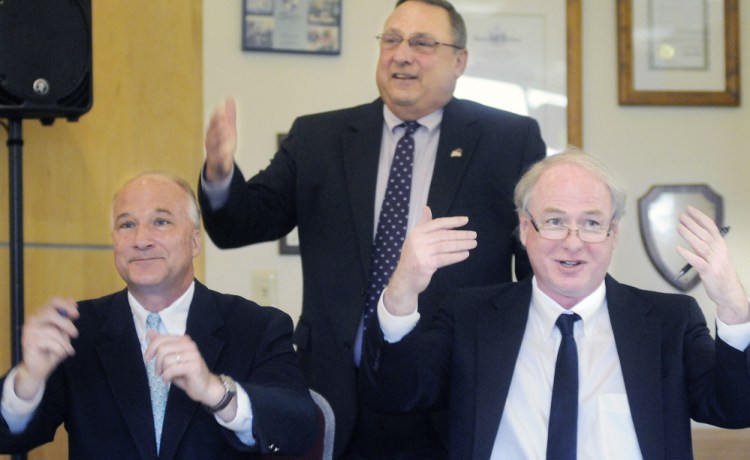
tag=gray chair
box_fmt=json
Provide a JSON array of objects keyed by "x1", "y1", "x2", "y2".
[{"x1": 309, "y1": 389, "x2": 334, "y2": 460}]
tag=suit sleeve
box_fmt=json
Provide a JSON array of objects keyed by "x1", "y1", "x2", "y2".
[
  {"x1": 198, "y1": 121, "x2": 302, "y2": 249},
  {"x1": 360, "y1": 306, "x2": 453, "y2": 415},
  {"x1": 0, "y1": 373, "x2": 63, "y2": 454},
  {"x1": 236, "y1": 311, "x2": 319, "y2": 456},
  {"x1": 684, "y1": 299, "x2": 750, "y2": 427}
]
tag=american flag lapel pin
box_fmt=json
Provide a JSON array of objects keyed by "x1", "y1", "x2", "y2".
[{"x1": 450, "y1": 148, "x2": 463, "y2": 158}]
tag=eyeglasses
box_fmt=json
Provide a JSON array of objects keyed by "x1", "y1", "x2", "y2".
[
  {"x1": 525, "y1": 209, "x2": 614, "y2": 244},
  {"x1": 376, "y1": 33, "x2": 464, "y2": 54}
]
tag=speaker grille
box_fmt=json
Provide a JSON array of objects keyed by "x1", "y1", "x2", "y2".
[{"x1": 0, "y1": 0, "x2": 92, "y2": 121}]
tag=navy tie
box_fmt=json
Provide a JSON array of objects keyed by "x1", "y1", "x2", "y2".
[
  {"x1": 362, "y1": 121, "x2": 420, "y2": 331},
  {"x1": 547, "y1": 313, "x2": 581, "y2": 460}
]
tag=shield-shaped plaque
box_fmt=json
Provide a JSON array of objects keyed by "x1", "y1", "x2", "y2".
[{"x1": 638, "y1": 185, "x2": 724, "y2": 292}]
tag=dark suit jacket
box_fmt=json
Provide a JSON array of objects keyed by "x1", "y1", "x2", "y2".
[
  {"x1": 361, "y1": 275, "x2": 750, "y2": 460},
  {"x1": 0, "y1": 281, "x2": 318, "y2": 459},
  {"x1": 199, "y1": 97, "x2": 546, "y2": 457}
]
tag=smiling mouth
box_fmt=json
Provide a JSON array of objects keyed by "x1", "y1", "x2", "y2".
[
  {"x1": 392, "y1": 73, "x2": 417, "y2": 80},
  {"x1": 131, "y1": 257, "x2": 161, "y2": 263},
  {"x1": 559, "y1": 260, "x2": 582, "y2": 267}
]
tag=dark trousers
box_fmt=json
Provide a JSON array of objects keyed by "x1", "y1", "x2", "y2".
[{"x1": 339, "y1": 398, "x2": 448, "y2": 460}]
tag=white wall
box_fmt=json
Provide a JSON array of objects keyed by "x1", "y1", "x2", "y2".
[{"x1": 203, "y1": 1, "x2": 750, "y2": 329}]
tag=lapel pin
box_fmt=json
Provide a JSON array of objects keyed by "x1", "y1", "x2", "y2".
[{"x1": 450, "y1": 148, "x2": 463, "y2": 158}]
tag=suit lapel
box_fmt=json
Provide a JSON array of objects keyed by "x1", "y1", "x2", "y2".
[
  {"x1": 159, "y1": 282, "x2": 225, "y2": 459},
  {"x1": 474, "y1": 281, "x2": 532, "y2": 459},
  {"x1": 427, "y1": 99, "x2": 481, "y2": 218},
  {"x1": 341, "y1": 100, "x2": 386, "y2": 283},
  {"x1": 605, "y1": 276, "x2": 664, "y2": 460},
  {"x1": 97, "y1": 290, "x2": 159, "y2": 460}
]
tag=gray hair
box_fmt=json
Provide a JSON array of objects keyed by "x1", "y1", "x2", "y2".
[
  {"x1": 514, "y1": 147, "x2": 627, "y2": 222},
  {"x1": 395, "y1": 0, "x2": 467, "y2": 49},
  {"x1": 112, "y1": 171, "x2": 201, "y2": 229}
]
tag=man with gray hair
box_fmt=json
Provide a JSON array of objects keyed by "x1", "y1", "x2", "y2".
[
  {"x1": 362, "y1": 149, "x2": 750, "y2": 459},
  {"x1": 200, "y1": 0, "x2": 546, "y2": 457},
  {"x1": 0, "y1": 172, "x2": 317, "y2": 459}
]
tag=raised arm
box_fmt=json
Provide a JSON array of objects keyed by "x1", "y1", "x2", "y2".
[
  {"x1": 14, "y1": 297, "x2": 79, "y2": 400},
  {"x1": 383, "y1": 206, "x2": 477, "y2": 317},
  {"x1": 204, "y1": 97, "x2": 238, "y2": 183},
  {"x1": 677, "y1": 205, "x2": 749, "y2": 325}
]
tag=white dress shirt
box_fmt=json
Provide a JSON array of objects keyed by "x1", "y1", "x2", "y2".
[
  {"x1": 1, "y1": 282, "x2": 256, "y2": 446},
  {"x1": 378, "y1": 278, "x2": 750, "y2": 459}
]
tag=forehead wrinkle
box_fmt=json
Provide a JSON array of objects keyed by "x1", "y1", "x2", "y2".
[
  {"x1": 114, "y1": 211, "x2": 132, "y2": 223},
  {"x1": 153, "y1": 208, "x2": 175, "y2": 217},
  {"x1": 114, "y1": 208, "x2": 174, "y2": 222},
  {"x1": 536, "y1": 206, "x2": 609, "y2": 220}
]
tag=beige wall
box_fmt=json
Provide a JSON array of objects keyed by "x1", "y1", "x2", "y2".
[
  {"x1": 203, "y1": 1, "x2": 750, "y2": 329},
  {"x1": 202, "y1": 3, "x2": 389, "y2": 322}
]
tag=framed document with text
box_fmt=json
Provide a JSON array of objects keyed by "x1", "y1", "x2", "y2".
[
  {"x1": 617, "y1": 0, "x2": 739, "y2": 106},
  {"x1": 453, "y1": 0, "x2": 582, "y2": 152}
]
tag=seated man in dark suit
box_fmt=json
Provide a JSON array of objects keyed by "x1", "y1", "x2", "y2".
[
  {"x1": 0, "y1": 172, "x2": 318, "y2": 459},
  {"x1": 361, "y1": 148, "x2": 750, "y2": 459}
]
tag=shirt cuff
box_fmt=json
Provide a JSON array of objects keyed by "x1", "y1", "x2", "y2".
[
  {"x1": 377, "y1": 289, "x2": 420, "y2": 343},
  {"x1": 214, "y1": 385, "x2": 255, "y2": 446},
  {"x1": 716, "y1": 316, "x2": 750, "y2": 352},
  {"x1": 201, "y1": 164, "x2": 233, "y2": 210},
  {"x1": 214, "y1": 384, "x2": 256, "y2": 446},
  {"x1": 1, "y1": 367, "x2": 44, "y2": 433}
]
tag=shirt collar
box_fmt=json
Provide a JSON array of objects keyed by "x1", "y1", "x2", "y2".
[
  {"x1": 530, "y1": 277, "x2": 607, "y2": 339},
  {"x1": 129, "y1": 281, "x2": 194, "y2": 342},
  {"x1": 383, "y1": 104, "x2": 443, "y2": 134}
]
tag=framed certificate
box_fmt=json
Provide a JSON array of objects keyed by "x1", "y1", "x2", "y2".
[
  {"x1": 453, "y1": 0, "x2": 582, "y2": 152},
  {"x1": 617, "y1": 0, "x2": 739, "y2": 106}
]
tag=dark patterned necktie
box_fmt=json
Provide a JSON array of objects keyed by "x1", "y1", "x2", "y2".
[
  {"x1": 362, "y1": 121, "x2": 420, "y2": 331},
  {"x1": 547, "y1": 313, "x2": 581, "y2": 460}
]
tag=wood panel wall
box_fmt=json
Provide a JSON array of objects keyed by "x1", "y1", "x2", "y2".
[{"x1": 0, "y1": 0, "x2": 203, "y2": 457}]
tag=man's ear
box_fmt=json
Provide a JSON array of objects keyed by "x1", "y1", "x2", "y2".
[
  {"x1": 609, "y1": 222, "x2": 619, "y2": 248},
  {"x1": 454, "y1": 49, "x2": 468, "y2": 77},
  {"x1": 518, "y1": 217, "x2": 529, "y2": 246},
  {"x1": 192, "y1": 229, "x2": 201, "y2": 257}
]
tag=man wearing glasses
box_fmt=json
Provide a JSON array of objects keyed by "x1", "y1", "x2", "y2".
[
  {"x1": 200, "y1": 0, "x2": 545, "y2": 458},
  {"x1": 361, "y1": 149, "x2": 750, "y2": 459}
]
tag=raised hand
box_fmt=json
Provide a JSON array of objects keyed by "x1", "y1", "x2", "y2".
[
  {"x1": 16, "y1": 298, "x2": 79, "y2": 400},
  {"x1": 204, "y1": 97, "x2": 238, "y2": 183},
  {"x1": 677, "y1": 205, "x2": 749, "y2": 324},
  {"x1": 384, "y1": 206, "x2": 477, "y2": 316},
  {"x1": 143, "y1": 332, "x2": 237, "y2": 419}
]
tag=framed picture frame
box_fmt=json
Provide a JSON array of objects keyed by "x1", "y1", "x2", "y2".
[
  {"x1": 453, "y1": 0, "x2": 582, "y2": 151},
  {"x1": 279, "y1": 227, "x2": 300, "y2": 255},
  {"x1": 243, "y1": 0, "x2": 342, "y2": 55},
  {"x1": 617, "y1": 0, "x2": 740, "y2": 106}
]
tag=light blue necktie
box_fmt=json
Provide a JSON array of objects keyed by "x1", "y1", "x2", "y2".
[{"x1": 146, "y1": 313, "x2": 168, "y2": 453}]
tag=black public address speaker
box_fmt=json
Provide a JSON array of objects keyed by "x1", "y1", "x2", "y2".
[{"x1": 0, "y1": 0, "x2": 92, "y2": 124}]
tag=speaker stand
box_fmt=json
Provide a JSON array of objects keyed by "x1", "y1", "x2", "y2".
[{"x1": 6, "y1": 118, "x2": 26, "y2": 460}]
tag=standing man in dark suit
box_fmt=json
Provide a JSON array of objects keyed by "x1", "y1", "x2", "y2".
[
  {"x1": 199, "y1": 1, "x2": 545, "y2": 457},
  {"x1": 361, "y1": 149, "x2": 750, "y2": 459},
  {"x1": 0, "y1": 172, "x2": 318, "y2": 459}
]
